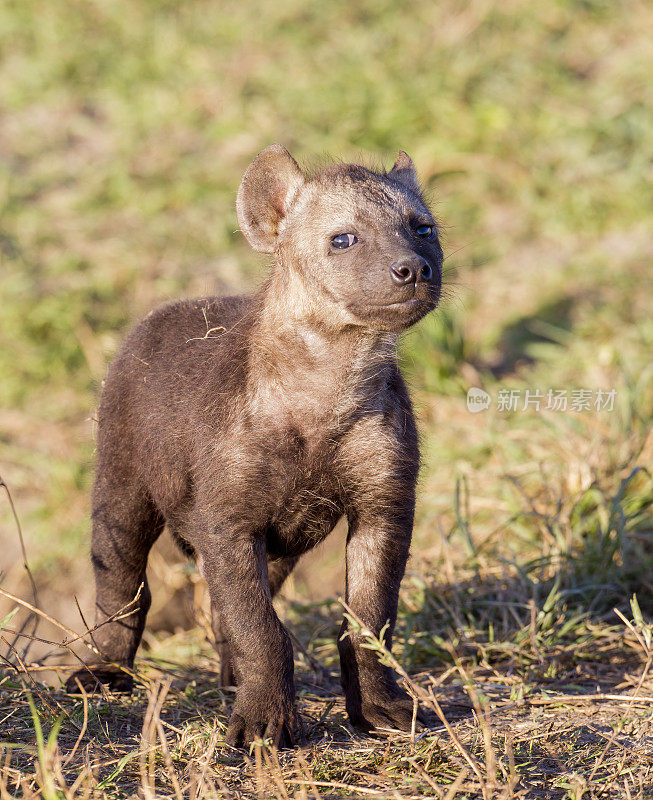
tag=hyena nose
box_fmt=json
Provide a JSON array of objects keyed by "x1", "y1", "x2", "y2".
[{"x1": 389, "y1": 255, "x2": 432, "y2": 286}]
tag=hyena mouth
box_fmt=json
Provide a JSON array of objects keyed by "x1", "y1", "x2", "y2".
[{"x1": 381, "y1": 298, "x2": 433, "y2": 310}]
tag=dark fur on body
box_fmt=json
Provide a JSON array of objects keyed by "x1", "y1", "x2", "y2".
[{"x1": 67, "y1": 145, "x2": 443, "y2": 748}]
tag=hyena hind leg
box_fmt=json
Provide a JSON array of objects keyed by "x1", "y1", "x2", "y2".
[{"x1": 66, "y1": 481, "x2": 163, "y2": 694}]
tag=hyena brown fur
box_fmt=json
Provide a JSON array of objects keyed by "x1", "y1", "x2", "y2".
[{"x1": 66, "y1": 145, "x2": 443, "y2": 748}]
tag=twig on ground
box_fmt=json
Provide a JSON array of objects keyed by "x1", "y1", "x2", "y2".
[{"x1": 0, "y1": 472, "x2": 40, "y2": 662}]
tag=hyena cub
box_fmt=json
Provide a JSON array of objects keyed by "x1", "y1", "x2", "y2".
[{"x1": 67, "y1": 145, "x2": 443, "y2": 748}]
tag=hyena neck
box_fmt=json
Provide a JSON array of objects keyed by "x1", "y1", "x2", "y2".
[{"x1": 246, "y1": 265, "x2": 397, "y2": 420}]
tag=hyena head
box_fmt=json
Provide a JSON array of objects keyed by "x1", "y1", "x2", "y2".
[{"x1": 237, "y1": 144, "x2": 443, "y2": 332}]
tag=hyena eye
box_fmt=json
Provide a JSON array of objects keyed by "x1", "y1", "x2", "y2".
[
  {"x1": 415, "y1": 225, "x2": 433, "y2": 239},
  {"x1": 331, "y1": 233, "x2": 358, "y2": 249}
]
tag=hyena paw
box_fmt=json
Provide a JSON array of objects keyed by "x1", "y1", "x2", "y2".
[{"x1": 65, "y1": 665, "x2": 134, "y2": 694}]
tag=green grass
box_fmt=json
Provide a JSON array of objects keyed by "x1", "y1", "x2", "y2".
[{"x1": 1, "y1": 0, "x2": 652, "y2": 797}]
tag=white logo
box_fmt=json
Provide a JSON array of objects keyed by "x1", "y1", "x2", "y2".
[{"x1": 466, "y1": 387, "x2": 491, "y2": 413}]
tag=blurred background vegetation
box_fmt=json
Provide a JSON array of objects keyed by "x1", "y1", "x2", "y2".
[{"x1": 0, "y1": 0, "x2": 651, "y2": 661}]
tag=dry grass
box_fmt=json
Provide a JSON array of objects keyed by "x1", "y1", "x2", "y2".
[{"x1": 0, "y1": 597, "x2": 652, "y2": 799}]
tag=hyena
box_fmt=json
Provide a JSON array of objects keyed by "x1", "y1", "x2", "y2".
[{"x1": 66, "y1": 145, "x2": 443, "y2": 748}]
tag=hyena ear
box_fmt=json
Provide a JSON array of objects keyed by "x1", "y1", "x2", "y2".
[
  {"x1": 236, "y1": 144, "x2": 305, "y2": 253},
  {"x1": 387, "y1": 150, "x2": 421, "y2": 194}
]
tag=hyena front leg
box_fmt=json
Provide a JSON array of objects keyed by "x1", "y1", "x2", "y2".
[{"x1": 211, "y1": 554, "x2": 299, "y2": 687}]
